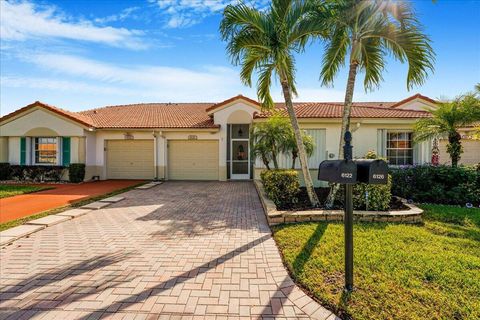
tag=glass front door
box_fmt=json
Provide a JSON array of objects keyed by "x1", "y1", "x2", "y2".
[{"x1": 230, "y1": 124, "x2": 250, "y2": 179}]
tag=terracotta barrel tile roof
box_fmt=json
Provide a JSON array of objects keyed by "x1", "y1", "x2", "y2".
[
  {"x1": 256, "y1": 102, "x2": 430, "y2": 119},
  {"x1": 79, "y1": 103, "x2": 219, "y2": 128},
  {"x1": 1, "y1": 95, "x2": 434, "y2": 130}
]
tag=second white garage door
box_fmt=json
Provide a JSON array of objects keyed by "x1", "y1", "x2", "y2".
[
  {"x1": 106, "y1": 140, "x2": 154, "y2": 179},
  {"x1": 168, "y1": 140, "x2": 219, "y2": 180}
]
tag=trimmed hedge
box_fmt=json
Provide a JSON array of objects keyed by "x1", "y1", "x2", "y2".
[
  {"x1": 390, "y1": 165, "x2": 480, "y2": 206},
  {"x1": 261, "y1": 169, "x2": 300, "y2": 208},
  {"x1": 8, "y1": 165, "x2": 66, "y2": 182},
  {"x1": 69, "y1": 163, "x2": 85, "y2": 183},
  {"x1": 0, "y1": 163, "x2": 11, "y2": 180}
]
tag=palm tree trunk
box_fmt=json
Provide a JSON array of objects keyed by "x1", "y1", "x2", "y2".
[
  {"x1": 447, "y1": 131, "x2": 462, "y2": 167},
  {"x1": 272, "y1": 150, "x2": 279, "y2": 169},
  {"x1": 325, "y1": 60, "x2": 359, "y2": 208},
  {"x1": 280, "y1": 77, "x2": 320, "y2": 207},
  {"x1": 262, "y1": 155, "x2": 271, "y2": 170},
  {"x1": 291, "y1": 152, "x2": 297, "y2": 169}
]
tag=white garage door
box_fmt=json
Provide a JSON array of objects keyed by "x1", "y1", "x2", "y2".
[
  {"x1": 106, "y1": 140, "x2": 154, "y2": 179},
  {"x1": 168, "y1": 140, "x2": 219, "y2": 180}
]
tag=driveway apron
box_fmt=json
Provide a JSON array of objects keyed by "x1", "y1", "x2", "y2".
[{"x1": 0, "y1": 181, "x2": 334, "y2": 319}]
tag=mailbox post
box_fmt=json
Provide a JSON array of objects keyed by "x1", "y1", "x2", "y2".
[
  {"x1": 343, "y1": 131, "x2": 354, "y2": 292},
  {"x1": 318, "y1": 132, "x2": 388, "y2": 292}
]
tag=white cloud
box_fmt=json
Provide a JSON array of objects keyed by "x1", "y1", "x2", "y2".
[
  {"x1": 1, "y1": 75, "x2": 135, "y2": 96},
  {"x1": 0, "y1": 1, "x2": 146, "y2": 49},
  {"x1": 94, "y1": 7, "x2": 140, "y2": 24},
  {"x1": 152, "y1": 0, "x2": 269, "y2": 28}
]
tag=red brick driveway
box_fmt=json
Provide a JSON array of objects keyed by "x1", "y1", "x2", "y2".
[
  {"x1": 0, "y1": 181, "x2": 336, "y2": 319},
  {"x1": 0, "y1": 180, "x2": 143, "y2": 223}
]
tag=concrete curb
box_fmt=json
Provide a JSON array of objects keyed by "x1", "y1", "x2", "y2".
[
  {"x1": 136, "y1": 181, "x2": 163, "y2": 189},
  {"x1": 254, "y1": 180, "x2": 423, "y2": 225},
  {"x1": 0, "y1": 225, "x2": 46, "y2": 246},
  {"x1": 26, "y1": 215, "x2": 71, "y2": 227}
]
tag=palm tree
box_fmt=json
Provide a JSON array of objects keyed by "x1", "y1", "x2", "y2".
[
  {"x1": 414, "y1": 93, "x2": 480, "y2": 167},
  {"x1": 250, "y1": 117, "x2": 292, "y2": 169},
  {"x1": 220, "y1": 0, "x2": 325, "y2": 206},
  {"x1": 316, "y1": 0, "x2": 435, "y2": 206},
  {"x1": 283, "y1": 129, "x2": 315, "y2": 169}
]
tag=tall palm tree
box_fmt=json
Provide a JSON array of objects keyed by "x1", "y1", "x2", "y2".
[
  {"x1": 414, "y1": 93, "x2": 480, "y2": 167},
  {"x1": 220, "y1": 0, "x2": 325, "y2": 206},
  {"x1": 316, "y1": 0, "x2": 435, "y2": 206}
]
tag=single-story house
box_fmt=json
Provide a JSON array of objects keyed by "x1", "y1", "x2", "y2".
[{"x1": 0, "y1": 94, "x2": 478, "y2": 184}]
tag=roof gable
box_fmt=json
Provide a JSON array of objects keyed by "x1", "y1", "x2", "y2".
[
  {"x1": 390, "y1": 94, "x2": 437, "y2": 109},
  {"x1": 0, "y1": 101, "x2": 94, "y2": 128},
  {"x1": 206, "y1": 95, "x2": 261, "y2": 115}
]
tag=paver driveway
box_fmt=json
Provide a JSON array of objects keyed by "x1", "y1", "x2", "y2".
[{"x1": 0, "y1": 181, "x2": 336, "y2": 320}]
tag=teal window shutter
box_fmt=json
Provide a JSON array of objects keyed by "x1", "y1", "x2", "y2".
[
  {"x1": 62, "y1": 137, "x2": 71, "y2": 166},
  {"x1": 20, "y1": 137, "x2": 26, "y2": 165}
]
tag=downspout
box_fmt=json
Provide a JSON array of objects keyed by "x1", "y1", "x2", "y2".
[{"x1": 153, "y1": 131, "x2": 158, "y2": 180}]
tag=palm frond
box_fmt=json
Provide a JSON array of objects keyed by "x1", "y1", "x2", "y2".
[{"x1": 320, "y1": 26, "x2": 349, "y2": 86}]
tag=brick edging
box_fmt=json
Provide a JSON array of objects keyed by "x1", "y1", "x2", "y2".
[{"x1": 254, "y1": 180, "x2": 423, "y2": 225}]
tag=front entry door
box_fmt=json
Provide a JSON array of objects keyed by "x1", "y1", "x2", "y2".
[
  {"x1": 230, "y1": 140, "x2": 249, "y2": 179},
  {"x1": 229, "y1": 124, "x2": 250, "y2": 180}
]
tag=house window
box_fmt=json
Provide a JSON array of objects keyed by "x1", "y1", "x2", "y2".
[
  {"x1": 34, "y1": 137, "x2": 57, "y2": 164},
  {"x1": 386, "y1": 131, "x2": 413, "y2": 165}
]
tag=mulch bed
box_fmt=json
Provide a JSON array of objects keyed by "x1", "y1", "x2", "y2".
[{"x1": 278, "y1": 187, "x2": 407, "y2": 211}]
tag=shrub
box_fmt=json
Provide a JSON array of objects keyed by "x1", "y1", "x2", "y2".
[
  {"x1": 390, "y1": 165, "x2": 480, "y2": 206},
  {"x1": 261, "y1": 169, "x2": 300, "y2": 208},
  {"x1": 69, "y1": 163, "x2": 85, "y2": 183},
  {"x1": 10, "y1": 165, "x2": 66, "y2": 182},
  {"x1": 353, "y1": 175, "x2": 392, "y2": 211},
  {"x1": 0, "y1": 163, "x2": 12, "y2": 180}
]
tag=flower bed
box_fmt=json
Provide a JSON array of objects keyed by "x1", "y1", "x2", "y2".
[{"x1": 254, "y1": 180, "x2": 423, "y2": 225}]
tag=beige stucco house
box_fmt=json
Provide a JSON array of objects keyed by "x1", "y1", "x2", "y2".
[{"x1": 1, "y1": 93, "x2": 478, "y2": 184}]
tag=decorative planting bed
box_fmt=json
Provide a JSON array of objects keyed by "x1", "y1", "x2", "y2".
[{"x1": 254, "y1": 180, "x2": 423, "y2": 225}]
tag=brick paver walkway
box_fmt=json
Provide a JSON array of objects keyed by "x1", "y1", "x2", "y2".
[{"x1": 0, "y1": 181, "x2": 336, "y2": 319}]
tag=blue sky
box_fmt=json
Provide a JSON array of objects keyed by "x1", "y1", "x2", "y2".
[{"x1": 1, "y1": 0, "x2": 479, "y2": 115}]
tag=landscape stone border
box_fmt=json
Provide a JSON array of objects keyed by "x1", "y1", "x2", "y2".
[{"x1": 254, "y1": 180, "x2": 423, "y2": 225}]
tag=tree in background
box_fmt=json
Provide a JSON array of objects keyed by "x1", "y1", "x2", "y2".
[
  {"x1": 250, "y1": 116, "x2": 314, "y2": 170},
  {"x1": 414, "y1": 93, "x2": 480, "y2": 167},
  {"x1": 313, "y1": 0, "x2": 435, "y2": 206},
  {"x1": 220, "y1": 0, "x2": 326, "y2": 206}
]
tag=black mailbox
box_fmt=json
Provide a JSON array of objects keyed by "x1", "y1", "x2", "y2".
[
  {"x1": 318, "y1": 160, "x2": 357, "y2": 184},
  {"x1": 354, "y1": 159, "x2": 388, "y2": 184}
]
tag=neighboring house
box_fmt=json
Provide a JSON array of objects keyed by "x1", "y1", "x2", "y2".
[{"x1": 1, "y1": 94, "x2": 478, "y2": 184}]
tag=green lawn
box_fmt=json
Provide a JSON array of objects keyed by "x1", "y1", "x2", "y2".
[
  {"x1": 272, "y1": 204, "x2": 480, "y2": 320},
  {"x1": 0, "y1": 185, "x2": 52, "y2": 199}
]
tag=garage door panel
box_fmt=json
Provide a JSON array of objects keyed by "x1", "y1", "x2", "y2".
[
  {"x1": 106, "y1": 140, "x2": 154, "y2": 179},
  {"x1": 168, "y1": 140, "x2": 219, "y2": 180}
]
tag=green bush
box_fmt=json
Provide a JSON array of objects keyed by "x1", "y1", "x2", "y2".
[
  {"x1": 353, "y1": 175, "x2": 392, "y2": 211},
  {"x1": 9, "y1": 165, "x2": 65, "y2": 182},
  {"x1": 69, "y1": 163, "x2": 85, "y2": 183},
  {"x1": 260, "y1": 169, "x2": 300, "y2": 208},
  {"x1": 0, "y1": 163, "x2": 11, "y2": 180},
  {"x1": 390, "y1": 165, "x2": 480, "y2": 205}
]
